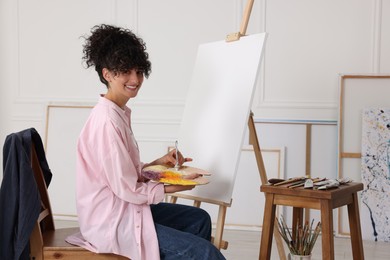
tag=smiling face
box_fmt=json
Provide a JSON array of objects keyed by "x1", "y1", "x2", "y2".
[{"x1": 103, "y1": 68, "x2": 145, "y2": 108}]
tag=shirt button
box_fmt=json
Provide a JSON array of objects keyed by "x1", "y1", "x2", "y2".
[
  {"x1": 137, "y1": 211, "x2": 140, "y2": 213},
  {"x1": 136, "y1": 225, "x2": 140, "y2": 228}
]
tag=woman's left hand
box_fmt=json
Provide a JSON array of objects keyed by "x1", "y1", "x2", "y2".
[
  {"x1": 160, "y1": 149, "x2": 192, "y2": 168},
  {"x1": 145, "y1": 149, "x2": 192, "y2": 169}
]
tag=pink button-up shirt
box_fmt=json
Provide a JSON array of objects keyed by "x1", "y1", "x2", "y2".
[{"x1": 71, "y1": 97, "x2": 165, "y2": 260}]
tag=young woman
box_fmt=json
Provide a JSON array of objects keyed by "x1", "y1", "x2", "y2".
[{"x1": 72, "y1": 24, "x2": 226, "y2": 260}]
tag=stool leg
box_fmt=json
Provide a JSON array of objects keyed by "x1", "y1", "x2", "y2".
[
  {"x1": 320, "y1": 200, "x2": 334, "y2": 260},
  {"x1": 348, "y1": 193, "x2": 364, "y2": 260},
  {"x1": 259, "y1": 193, "x2": 276, "y2": 260}
]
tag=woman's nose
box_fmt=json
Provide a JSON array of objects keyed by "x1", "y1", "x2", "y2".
[{"x1": 128, "y1": 70, "x2": 142, "y2": 84}]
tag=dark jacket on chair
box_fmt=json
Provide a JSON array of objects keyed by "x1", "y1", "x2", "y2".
[{"x1": 0, "y1": 128, "x2": 52, "y2": 260}]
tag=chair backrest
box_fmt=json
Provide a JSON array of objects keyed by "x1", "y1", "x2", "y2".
[
  {"x1": 28, "y1": 142, "x2": 130, "y2": 260},
  {"x1": 29, "y1": 142, "x2": 55, "y2": 259}
]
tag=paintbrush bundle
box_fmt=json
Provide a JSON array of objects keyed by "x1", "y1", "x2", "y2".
[{"x1": 268, "y1": 176, "x2": 353, "y2": 190}]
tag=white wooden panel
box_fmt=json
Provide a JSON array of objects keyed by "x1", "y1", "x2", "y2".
[
  {"x1": 339, "y1": 76, "x2": 390, "y2": 155},
  {"x1": 116, "y1": 0, "x2": 138, "y2": 29},
  {"x1": 254, "y1": 0, "x2": 374, "y2": 120},
  {"x1": 311, "y1": 124, "x2": 338, "y2": 179},
  {"x1": 45, "y1": 106, "x2": 92, "y2": 216},
  {"x1": 0, "y1": 0, "x2": 18, "y2": 157},
  {"x1": 381, "y1": 0, "x2": 390, "y2": 73},
  {"x1": 255, "y1": 123, "x2": 307, "y2": 179},
  {"x1": 226, "y1": 147, "x2": 285, "y2": 227},
  {"x1": 17, "y1": 0, "x2": 129, "y2": 100},
  {"x1": 137, "y1": 0, "x2": 238, "y2": 100}
]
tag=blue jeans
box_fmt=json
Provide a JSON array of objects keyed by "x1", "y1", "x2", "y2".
[{"x1": 151, "y1": 203, "x2": 226, "y2": 260}]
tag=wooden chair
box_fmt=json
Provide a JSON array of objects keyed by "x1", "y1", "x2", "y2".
[{"x1": 29, "y1": 143, "x2": 128, "y2": 260}]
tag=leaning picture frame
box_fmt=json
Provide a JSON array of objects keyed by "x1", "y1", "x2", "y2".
[{"x1": 337, "y1": 74, "x2": 390, "y2": 236}]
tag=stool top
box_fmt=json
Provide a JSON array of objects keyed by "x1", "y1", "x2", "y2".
[{"x1": 260, "y1": 182, "x2": 363, "y2": 200}]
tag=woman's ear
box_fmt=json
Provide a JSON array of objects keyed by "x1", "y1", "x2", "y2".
[{"x1": 102, "y1": 68, "x2": 112, "y2": 83}]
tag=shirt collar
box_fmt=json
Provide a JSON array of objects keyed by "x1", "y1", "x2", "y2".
[{"x1": 98, "y1": 95, "x2": 131, "y2": 118}]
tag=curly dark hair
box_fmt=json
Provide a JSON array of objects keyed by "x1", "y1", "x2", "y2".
[{"x1": 82, "y1": 24, "x2": 152, "y2": 86}]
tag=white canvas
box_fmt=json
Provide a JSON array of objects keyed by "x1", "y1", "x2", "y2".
[
  {"x1": 361, "y1": 108, "x2": 390, "y2": 241},
  {"x1": 177, "y1": 33, "x2": 267, "y2": 204}
]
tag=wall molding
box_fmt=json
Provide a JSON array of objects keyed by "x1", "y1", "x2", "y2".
[{"x1": 256, "y1": 99, "x2": 337, "y2": 109}]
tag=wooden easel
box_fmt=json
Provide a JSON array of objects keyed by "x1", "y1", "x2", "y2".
[
  {"x1": 170, "y1": 1, "x2": 286, "y2": 258},
  {"x1": 248, "y1": 113, "x2": 286, "y2": 260},
  {"x1": 227, "y1": 1, "x2": 286, "y2": 259}
]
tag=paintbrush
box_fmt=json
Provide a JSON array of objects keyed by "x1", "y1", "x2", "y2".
[{"x1": 274, "y1": 177, "x2": 306, "y2": 186}]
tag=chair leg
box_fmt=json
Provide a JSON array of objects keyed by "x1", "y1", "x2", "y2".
[{"x1": 30, "y1": 223, "x2": 43, "y2": 260}]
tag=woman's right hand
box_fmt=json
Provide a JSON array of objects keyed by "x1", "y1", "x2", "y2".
[{"x1": 164, "y1": 184, "x2": 195, "y2": 193}]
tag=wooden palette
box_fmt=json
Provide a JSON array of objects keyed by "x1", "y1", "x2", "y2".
[{"x1": 142, "y1": 165, "x2": 210, "y2": 186}]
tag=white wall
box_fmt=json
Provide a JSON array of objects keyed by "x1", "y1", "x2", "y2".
[{"x1": 1, "y1": 0, "x2": 389, "y2": 233}]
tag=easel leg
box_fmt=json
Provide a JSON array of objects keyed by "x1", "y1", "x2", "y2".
[
  {"x1": 193, "y1": 200, "x2": 201, "y2": 208},
  {"x1": 248, "y1": 112, "x2": 286, "y2": 260},
  {"x1": 213, "y1": 205, "x2": 228, "y2": 250},
  {"x1": 169, "y1": 195, "x2": 178, "y2": 204}
]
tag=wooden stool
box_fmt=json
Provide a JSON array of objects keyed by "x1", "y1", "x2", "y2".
[{"x1": 259, "y1": 182, "x2": 364, "y2": 260}]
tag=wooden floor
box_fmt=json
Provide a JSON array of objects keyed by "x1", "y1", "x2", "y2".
[
  {"x1": 56, "y1": 221, "x2": 389, "y2": 259},
  {"x1": 221, "y1": 228, "x2": 389, "y2": 260}
]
